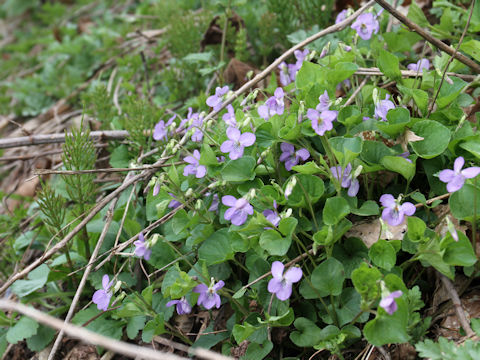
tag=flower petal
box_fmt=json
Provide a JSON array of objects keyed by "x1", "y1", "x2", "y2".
[
  {"x1": 454, "y1": 156, "x2": 465, "y2": 173},
  {"x1": 222, "y1": 195, "x2": 237, "y2": 206},
  {"x1": 193, "y1": 284, "x2": 208, "y2": 294},
  {"x1": 284, "y1": 267, "x2": 302, "y2": 283},
  {"x1": 213, "y1": 280, "x2": 225, "y2": 291},
  {"x1": 439, "y1": 169, "x2": 455, "y2": 183},
  {"x1": 296, "y1": 148, "x2": 310, "y2": 161},
  {"x1": 401, "y1": 202, "x2": 416, "y2": 216},
  {"x1": 267, "y1": 278, "x2": 282, "y2": 294},
  {"x1": 447, "y1": 176, "x2": 465, "y2": 193},
  {"x1": 461, "y1": 166, "x2": 480, "y2": 179},
  {"x1": 102, "y1": 275, "x2": 110, "y2": 290},
  {"x1": 275, "y1": 284, "x2": 292, "y2": 301},
  {"x1": 280, "y1": 142, "x2": 295, "y2": 155},
  {"x1": 271, "y1": 261, "x2": 284, "y2": 279},
  {"x1": 380, "y1": 194, "x2": 396, "y2": 208},
  {"x1": 220, "y1": 140, "x2": 234, "y2": 153},
  {"x1": 226, "y1": 127, "x2": 240, "y2": 141}
]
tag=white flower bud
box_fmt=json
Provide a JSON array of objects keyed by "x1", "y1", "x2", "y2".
[
  {"x1": 114, "y1": 280, "x2": 122, "y2": 293},
  {"x1": 353, "y1": 165, "x2": 363, "y2": 178},
  {"x1": 150, "y1": 234, "x2": 160, "y2": 246},
  {"x1": 285, "y1": 177, "x2": 297, "y2": 199},
  {"x1": 185, "y1": 188, "x2": 194, "y2": 197},
  {"x1": 195, "y1": 199, "x2": 203, "y2": 210},
  {"x1": 372, "y1": 88, "x2": 379, "y2": 104}
]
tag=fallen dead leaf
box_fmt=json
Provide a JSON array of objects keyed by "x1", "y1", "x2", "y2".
[{"x1": 346, "y1": 218, "x2": 408, "y2": 248}]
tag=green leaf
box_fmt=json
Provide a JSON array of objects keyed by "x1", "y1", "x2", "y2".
[
  {"x1": 410, "y1": 120, "x2": 451, "y2": 159},
  {"x1": 6, "y1": 317, "x2": 39, "y2": 344},
  {"x1": 259, "y1": 308, "x2": 295, "y2": 327},
  {"x1": 109, "y1": 145, "x2": 130, "y2": 168},
  {"x1": 363, "y1": 302, "x2": 410, "y2": 346},
  {"x1": 443, "y1": 232, "x2": 477, "y2": 267},
  {"x1": 351, "y1": 263, "x2": 382, "y2": 302},
  {"x1": 285, "y1": 174, "x2": 324, "y2": 209},
  {"x1": 351, "y1": 200, "x2": 379, "y2": 216},
  {"x1": 198, "y1": 229, "x2": 234, "y2": 265},
  {"x1": 221, "y1": 156, "x2": 256, "y2": 182},
  {"x1": 460, "y1": 40, "x2": 480, "y2": 62},
  {"x1": 449, "y1": 184, "x2": 480, "y2": 221},
  {"x1": 291, "y1": 161, "x2": 325, "y2": 175},
  {"x1": 278, "y1": 217, "x2": 297, "y2": 238},
  {"x1": 296, "y1": 62, "x2": 325, "y2": 90},
  {"x1": 326, "y1": 62, "x2": 358, "y2": 86},
  {"x1": 259, "y1": 229, "x2": 292, "y2": 256},
  {"x1": 381, "y1": 155, "x2": 415, "y2": 181},
  {"x1": 398, "y1": 85, "x2": 429, "y2": 115},
  {"x1": 233, "y1": 323, "x2": 258, "y2": 343},
  {"x1": 127, "y1": 316, "x2": 146, "y2": 340},
  {"x1": 377, "y1": 107, "x2": 411, "y2": 137},
  {"x1": 407, "y1": 1, "x2": 429, "y2": 27},
  {"x1": 26, "y1": 325, "x2": 55, "y2": 352},
  {"x1": 142, "y1": 314, "x2": 165, "y2": 343},
  {"x1": 311, "y1": 258, "x2": 345, "y2": 296},
  {"x1": 460, "y1": 140, "x2": 480, "y2": 159},
  {"x1": 323, "y1": 197, "x2": 350, "y2": 226},
  {"x1": 243, "y1": 340, "x2": 273, "y2": 360},
  {"x1": 369, "y1": 240, "x2": 396, "y2": 271},
  {"x1": 407, "y1": 217, "x2": 426, "y2": 242},
  {"x1": 11, "y1": 264, "x2": 50, "y2": 297},
  {"x1": 377, "y1": 49, "x2": 402, "y2": 81},
  {"x1": 290, "y1": 317, "x2": 323, "y2": 347},
  {"x1": 329, "y1": 136, "x2": 363, "y2": 166},
  {"x1": 200, "y1": 143, "x2": 219, "y2": 166},
  {"x1": 437, "y1": 77, "x2": 467, "y2": 109}
]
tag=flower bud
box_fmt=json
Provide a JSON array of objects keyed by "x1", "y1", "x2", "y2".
[
  {"x1": 372, "y1": 88, "x2": 379, "y2": 104},
  {"x1": 195, "y1": 199, "x2": 203, "y2": 210},
  {"x1": 114, "y1": 280, "x2": 122, "y2": 293},
  {"x1": 150, "y1": 233, "x2": 160, "y2": 246},
  {"x1": 285, "y1": 177, "x2": 297, "y2": 199},
  {"x1": 185, "y1": 188, "x2": 194, "y2": 197}
]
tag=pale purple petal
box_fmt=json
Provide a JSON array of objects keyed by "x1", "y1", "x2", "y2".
[
  {"x1": 220, "y1": 140, "x2": 234, "y2": 153},
  {"x1": 239, "y1": 133, "x2": 256, "y2": 147},
  {"x1": 454, "y1": 156, "x2": 465, "y2": 173},
  {"x1": 280, "y1": 143, "x2": 295, "y2": 156},
  {"x1": 379, "y1": 194, "x2": 396, "y2": 208},
  {"x1": 400, "y1": 202, "x2": 416, "y2": 216},
  {"x1": 193, "y1": 284, "x2": 208, "y2": 294},
  {"x1": 196, "y1": 165, "x2": 207, "y2": 178},
  {"x1": 213, "y1": 280, "x2": 225, "y2": 291},
  {"x1": 284, "y1": 267, "x2": 302, "y2": 283},
  {"x1": 271, "y1": 261, "x2": 284, "y2": 279},
  {"x1": 226, "y1": 127, "x2": 240, "y2": 141},
  {"x1": 267, "y1": 278, "x2": 283, "y2": 293},
  {"x1": 229, "y1": 146, "x2": 244, "y2": 160},
  {"x1": 275, "y1": 284, "x2": 293, "y2": 301},
  {"x1": 102, "y1": 275, "x2": 110, "y2": 290},
  {"x1": 447, "y1": 176, "x2": 465, "y2": 193},
  {"x1": 462, "y1": 167, "x2": 480, "y2": 179},
  {"x1": 230, "y1": 210, "x2": 248, "y2": 226},
  {"x1": 296, "y1": 148, "x2": 310, "y2": 161},
  {"x1": 348, "y1": 179, "x2": 360, "y2": 197},
  {"x1": 439, "y1": 169, "x2": 455, "y2": 183},
  {"x1": 222, "y1": 195, "x2": 237, "y2": 207},
  {"x1": 224, "y1": 207, "x2": 236, "y2": 221},
  {"x1": 258, "y1": 104, "x2": 269, "y2": 119}
]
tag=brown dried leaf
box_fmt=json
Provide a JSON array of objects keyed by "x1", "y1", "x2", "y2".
[
  {"x1": 223, "y1": 58, "x2": 261, "y2": 90},
  {"x1": 346, "y1": 218, "x2": 408, "y2": 248}
]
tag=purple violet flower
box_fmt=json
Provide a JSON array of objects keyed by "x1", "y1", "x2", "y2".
[
  {"x1": 317, "y1": 90, "x2": 331, "y2": 112},
  {"x1": 379, "y1": 290, "x2": 402, "y2": 315},
  {"x1": 166, "y1": 297, "x2": 192, "y2": 315},
  {"x1": 380, "y1": 194, "x2": 416, "y2": 226},
  {"x1": 92, "y1": 274, "x2": 113, "y2": 311},
  {"x1": 258, "y1": 88, "x2": 285, "y2": 120},
  {"x1": 187, "y1": 112, "x2": 204, "y2": 142},
  {"x1": 439, "y1": 156, "x2": 480, "y2": 193},
  {"x1": 374, "y1": 94, "x2": 395, "y2": 122},
  {"x1": 220, "y1": 127, "x2": 256, "y2": 160},
  {"x1": 263, "y1": 200, "x2": 281, "y2": 227},
  {"x1": 294, "y1": 49, "x2": 309, "y2": 70},
  {"x1": 193, "y1": 279, "x2": 224, "y2": 309},
  {"x1": 279, "y1": 143, "x2": 310, "y2": 171},
  {"x1": 398, "y1": 151, "x2": 412, "y2": 163},
  {"x1": 208, "y1": 193, "x2": 219, "y2": 212},
  {"x1": 222, "y1": 104, "x2": 237, "y2": 127},
  {"x1": 222, "y1": 195, "x2": 254, "y2": 226},
  {"x1": 153, "y1": 182, "x2": 160, "y2": 196},
  {"x1": 331, "y1": 163, "x2": 360, "y2": 197},
  {"x1": 153, "y1": 115, "x2": 176, "y2": 141},
  {"x1": 307, "y1": 108, "x2": 338, "y2": 136},
  {"x1": 336, "y1": 9, "x2": 348, "y2": 24},
  {"x1": 267, "y1": 261, "x2": 302, "y2": 301},
  {"x1": 279, "y1": 62, "x2": 292, "y2": 86},
  {"x1": 168, "y1": 193, "x2": 181, "y2": 209},
  {"x1": 206, "y1": 86, "x2": 229, "y2": 111},
  {"x1": 351, "y1": 13, "x2": 379, "y2": 41},
  {"x1": 407, "y1": 59, "x2": 430, "y2": 73},
  {"x1": 134, "y1": 233, "x2": 151, "y2": 261},
  {"x1": 183, "y1": 150, "x2": 207, "y2": 178}
]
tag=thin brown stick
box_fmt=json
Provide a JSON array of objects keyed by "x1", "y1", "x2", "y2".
[
  {"x1": 0, "y1": 144, "x2": 108, "y2": 162},
  {"x1": 35, "y1": 161, "x2": 180, "y2": 176},
  {"x1": 374, "y1": 0, "x2": 480, "y2": 73},
  {"x1": 343, "y1": 76, "x2": 370, "y2": 107},
  {"x1": 428, "y1": 0, "x2": 475, "y2": 116},
  {"x1": 0, "y1": 299, "x2": 191, "y2": 360},
  {"x1": 414, "y1": 192, "x2": 450, "y2": 208},
  {"x1": 48, "y1": 189, "x2": 122, "y2": 360},
  {"x1": 355, "y1": 67, "x2": 475, "y2": 81},
  {"x1": 438, "y1": 272, "x2": 475, "y2": 337},
  {"x1": 0, "y1": 130, "x2": 129, "y2": 149}
]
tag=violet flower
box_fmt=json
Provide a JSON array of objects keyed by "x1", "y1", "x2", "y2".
[
  {"x1": 380, "y1": 194, "x2": 416, "y2": 226},
  {"x1": 92, "y1": 274, "x2": 113, "y2": 311},
  {"x1": 206, "y1": 86, "x2": 229, "y2": 111},
  {"x1": 183, "y1": 149, "x2": 207, "y2": 178},
  {"x1": 279, "y1": 62, "x2": 292, "y2": 86},
  {"x1": 153, "y1": 182, "x2": 160, "y2": 196},
  {"x1": 263, "y1": 200, "x2": 281, "y2": 227},
  {"x1": 351, "y1": 13, "x2": 379, "y2": 40},
  {"x1": 307, "y1": 108, "x2": 338, "y2": 136},
  {"x1": 279, "y1": 143, "x2": 310, "y2": 171},
  {"x1": 222, "y1": 195, "x2": 254, "y2": 226},
  {"x1": 336, "y1": 9, "x2": 348, "y2": 24},
  {"x1": 193, "y1": 279, "x2": 224, "y2": 309},
  {"x1": 153, "y1": 115, "x2": 176, "y2": 141},
  {"x1": 187, "y1": 112, "x2": 204, "y2": 142},
  {"x1": 439, "y1": 156, "x2": 480, "y2": 193},
  {"x1": 220, "y1": 127, "x2": 256, "y2": 160},
  {"x1": 294, "y1": 49, "x2": 309, "y2": 70},
  {"x1": 317, "y1": 90, "x2": 331, "y2": 112},
  {"x1": 134, "y1": 233, "x2": 151, "y2": 261},
  {"x1": 166, "y1": 297, "x2": 192, "y2": 315},
  {"x1": 267, "y1": 261, "x2": 302, "y2": 301},
  {"x1": 331, "y1": 163, "x2": 360, "y2": 197},
  {"x1": 208, "y1": 193, "x2": 219, "y2": 212},
  {"x1": 407, "y1": 59, "x2": 430, "y2": 73},
  {"x1": 168, "y1": 193, "x2": 181, "y2": 209},
  {"x1": 374, "y1": 94, "x2": 395, "y2": 122},
  {"x1": 398, "y1": 151, "x2": 412, "y2": 163},
  {"x1": 379, "y1": 290, "x2": 402, "y2": 315},
  {"x1": 222, "y1": 104, "x2": 237, "y2": 127},
  {"x1": 258, "y1": 88, "x2": 285, "y2": 120}
]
